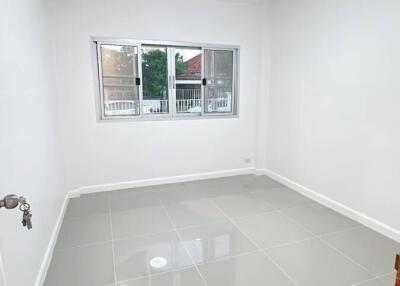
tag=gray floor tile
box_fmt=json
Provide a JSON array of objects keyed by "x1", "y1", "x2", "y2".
[
  {"x1": 267, "y1": 238, "x2": 372, "y2": 286},
  {"x1": 65, "y1": 192, "x2": 109, "y2": 219},
  {"x1": 354, "y1": 278, "x2": 386, "y2": 286},
  {"x1": 46, "y1": 175, "x2": 400, "y2": 286},
  {"x1": 55, "y1": 214, "x2": 111, "y2": 249},
  {"x1": 44, "y1": 242, "x2": 114, "y2": 286},
  {"x1": 197, "y1": 251, "x2": 295, "y2": 286},
  {"x1": 111, "y1": 206, "x2": 174, "y2": 239},
  {"x1": 242, "y1": 175, "x2": 285, "y2": 190},
  {"x1": 163, "y1": 199, "x2": 226, "y2": 228},
  {"x1": 379, "y1": 272, "x2": 396, "y2": 285},
  {"x1": 281, "y1": 204, "x2": 360, "y2": 235},
  {"x1": 213, "y1": 192, "x2": 275, "y2": 218},
  {"x1": 114, "y1": 231, "x2": 194, "y2": 282},
  {"x1": 158, "y1": 184, "x2": 218, "y2": 204},
  {"x1": 321, "y1": 227, "x2": 400, "y2": 276},
  {"x1": 178, "y1": 221, "x2": 257, "y2": 264},
  {"x1": 116, "y1": 268, "x2": 205, "y2": 286},
  {"x1": 235, "y1": 212, "x2": 314, "y2": 249},
  {"x1": 252, "y1": 187, "x2": 315, "y2": 210},
  {"x1": 110, "y1": 191, "x2": 161, "y2": 212}
]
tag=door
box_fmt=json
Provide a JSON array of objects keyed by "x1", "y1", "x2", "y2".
[{"x1": 0, "y1": 250, "x2": 5, "y2": 286}]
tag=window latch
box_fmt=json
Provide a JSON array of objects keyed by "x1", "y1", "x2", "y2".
[
  {"x1": 202, "y1": 78, "x2": 207, "y2": 86},
  {"x1": 135, "y1": 77, "x2": 141, "y2": 86}
]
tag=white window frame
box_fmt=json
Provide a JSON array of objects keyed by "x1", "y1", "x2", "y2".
[{"x1": 92, "y1": 37, "x2": 240, "y2": 121}]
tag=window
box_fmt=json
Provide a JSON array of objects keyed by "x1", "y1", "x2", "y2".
[{"x1": 94, "y1": 38, "x2": 239, "y2": 120}]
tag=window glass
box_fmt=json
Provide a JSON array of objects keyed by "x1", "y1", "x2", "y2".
[
  {"x1": 204, "y1": 49, "x2": 234, "y2": 113},
  {"x1": 100, "y1": 44, "x2": 140, "y2": 117},
  {"x1": 141, "y1": 45, "x2": 169, "y2": 114},
  {"x1": 175, "y1": 48, "x2": 202, "y2": 114}
]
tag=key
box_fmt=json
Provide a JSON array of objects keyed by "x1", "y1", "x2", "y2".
[{"x1": 22, "y1": 210, "x2": 32, "y2": 230}]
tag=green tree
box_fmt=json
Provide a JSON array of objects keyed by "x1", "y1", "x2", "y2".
[
  {"x1": 175, "y1": 53, "x2": 186, "y2": 76},
  {"x1": 142, "y1": 49, "x2": 167, "y2": 98},
  {"x1": 142, "y1": 49, "x2": 187, "y2": 98}
]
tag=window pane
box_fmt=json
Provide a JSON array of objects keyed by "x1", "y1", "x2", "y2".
[
  {"x1": 100, "y1": 44, "x2": 140, "y2": 117},
  {"x1": 175, "y1": 48, "x2": 202, "y2": 114},
  {"x1": 204, "y1": 49, "x2": 234, "y2": 113},
  {"x1": 142, "y1": 46, "x2": 169, "y2": 114},
  {"x1": 176, "y1": 84, "x2": 201, "y2": 113}
]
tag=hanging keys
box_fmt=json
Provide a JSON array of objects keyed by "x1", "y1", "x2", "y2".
[
  {"x1": 19, "y1": 201, "x2": 33, "y2": 230},
  {"x1": 1, "y1": 194, "x2": 32, "y2": 230}
]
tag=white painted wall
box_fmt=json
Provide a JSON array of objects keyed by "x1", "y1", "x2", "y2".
[
  {"x1": 47, "y1": 0, "x2": 262, "y2": 190},
  {"x1": 0, "y1": 0, "x2": 64, "y2": 285},
  {"x1": 263, "y1": 0, "x2": 400, "y2": 232}
]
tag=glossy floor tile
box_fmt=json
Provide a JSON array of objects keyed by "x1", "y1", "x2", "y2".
[
  {"x1": 213, "y1": 192, "x2": 275, "y2": 218},
  {"x1": 252, "y1": 187, "x2": 315, "y2": 210},
  {"x1": 379, "y1": 272, "x2": 396, "y2": 285},
  {"x1": 163, "y1": 199, "x2": 226, "y2": 228},
  {"x1": 235, "y1": 212, "x2": 314, "y2": 249},
  {"x1": 281, "y1": 204, "x2": 361, "y2": 235},
  {"x1": 64, "y1": 192, "x2": 109, "y2": 219},
  {"x1": 55, "y1": 214, "x2": 111, "y2": 249},
  {"x1": 44, "y1": 242, "x2": 114, "y2": 286},
  {"x1": 116, "y1": 268, "x2": 205, "y2": 286},
  {"x1": 113, "y1": 231, "x2": 194, "y2": 281},
  {"x1": 321, "y1": 227, "x2": 400, "y2": 276},
  {"x1": 355, "y1": 278, "x2": 386, "y2": 286},
  {"x1": 267, "y1": 238, "x2": 372, "y2": 286},
  {"x1": 197, "y1": 251, "x2": 295, "y2": 286},
  {"x1": 45, "y1": 175, "x2": 399, "y2": 286},
  {"x1": 179, "y1": 221, "x2": 257, "y2": 263},
  {"x1": 111, "y1": 206, "x2": 174, "y2": 239}
]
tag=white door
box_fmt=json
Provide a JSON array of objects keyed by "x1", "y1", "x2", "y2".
[{"x1": 0, "y1": 252, "x2": 5, "y2": 286}]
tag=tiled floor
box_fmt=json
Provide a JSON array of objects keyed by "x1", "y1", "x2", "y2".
[{"x1": 44, "y1": 175, "x2": 399, "y2": 286}]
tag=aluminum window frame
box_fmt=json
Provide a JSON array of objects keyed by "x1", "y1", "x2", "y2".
[{"x1": 92, "y1": 37, "x2": 240, "y2": 121}]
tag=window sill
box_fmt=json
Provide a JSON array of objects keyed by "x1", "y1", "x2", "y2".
[{"x1": 96, "y1": 114, "x2": 239, "y2": 123}]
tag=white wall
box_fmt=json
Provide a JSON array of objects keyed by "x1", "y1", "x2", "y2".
[
  {"x1": 0, "y1": 0, "x2": 64, "y2": 285},
  {"x1": 48, "y1": 0, "x2": 263, "y2": 190},
  {"x1": 264, "y1": 0, "x2": 400, "y2": 233}
]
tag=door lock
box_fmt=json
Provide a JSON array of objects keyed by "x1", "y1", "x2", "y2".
[{"x1": 0, "y1": 194, "x2": 33, "y2": 230}]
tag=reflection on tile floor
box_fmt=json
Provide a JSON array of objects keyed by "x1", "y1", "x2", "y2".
[{"x1": 44, "y1": 175, "x2": 399, "y2": 286}]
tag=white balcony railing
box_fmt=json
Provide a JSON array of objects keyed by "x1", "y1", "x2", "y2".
[{"x1": 104, "y1": 89, "x2": 231, "y2": 116}]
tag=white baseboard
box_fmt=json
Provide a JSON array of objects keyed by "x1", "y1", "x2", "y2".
[
  {"x1": 34, "y1": 195, "x2": 70, "y2": 286},
  {"x1": 256, "y1": 168, "x2": 400, "y2": 243},
  {"x1": 69, "y1": 167, "x2": 256, "y2": 197}
]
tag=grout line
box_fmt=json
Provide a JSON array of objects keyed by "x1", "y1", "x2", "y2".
[
  {"x1": 55, "y1": 239, "x2": 113, "y2": 252},
  {"x1": 211, "y1": 200, "x2": 300, "y2": 286},
  {"x1": 263, "y1": 237, "x2": 317, "y2": 251},
  {"x1": 350, "y1": 271, "x2": 394, "y2": 286},
  {"x1": 158, "y1": 199, "x2": 209, "y2": 286},
  {"x1": 107, "y1": 192, "x2": 118, "y2": 286},
  {"x1": 115, "y1": 248, "x2": 263, "y2": 286},
  {"x1": 319, "y1": 238, "x2": 376, "y2": 276},
  {"x1": 350, "y1": 277, "x2": 380, "y2": 286},
  {"x1": 316, "y1": 225, "x2": 365, "y2": 238},
  {"x1": 276, "y1": 209, "x2": 381, "y2": 284}
]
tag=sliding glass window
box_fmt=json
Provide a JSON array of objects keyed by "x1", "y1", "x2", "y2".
[
  {"x1": 98, "y1": 44, "x2": 140, "y2": 117},
  {"x1": 94, "y1": 39, "x2": 238, "y2": 120},
  {"x1": 141, "y1": 45, "x2": 169, "y2": 115}
]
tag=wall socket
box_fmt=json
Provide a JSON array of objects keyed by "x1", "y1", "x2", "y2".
[{"x1": 244, "y1": 158, "x2": 252, "y2": 164}]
